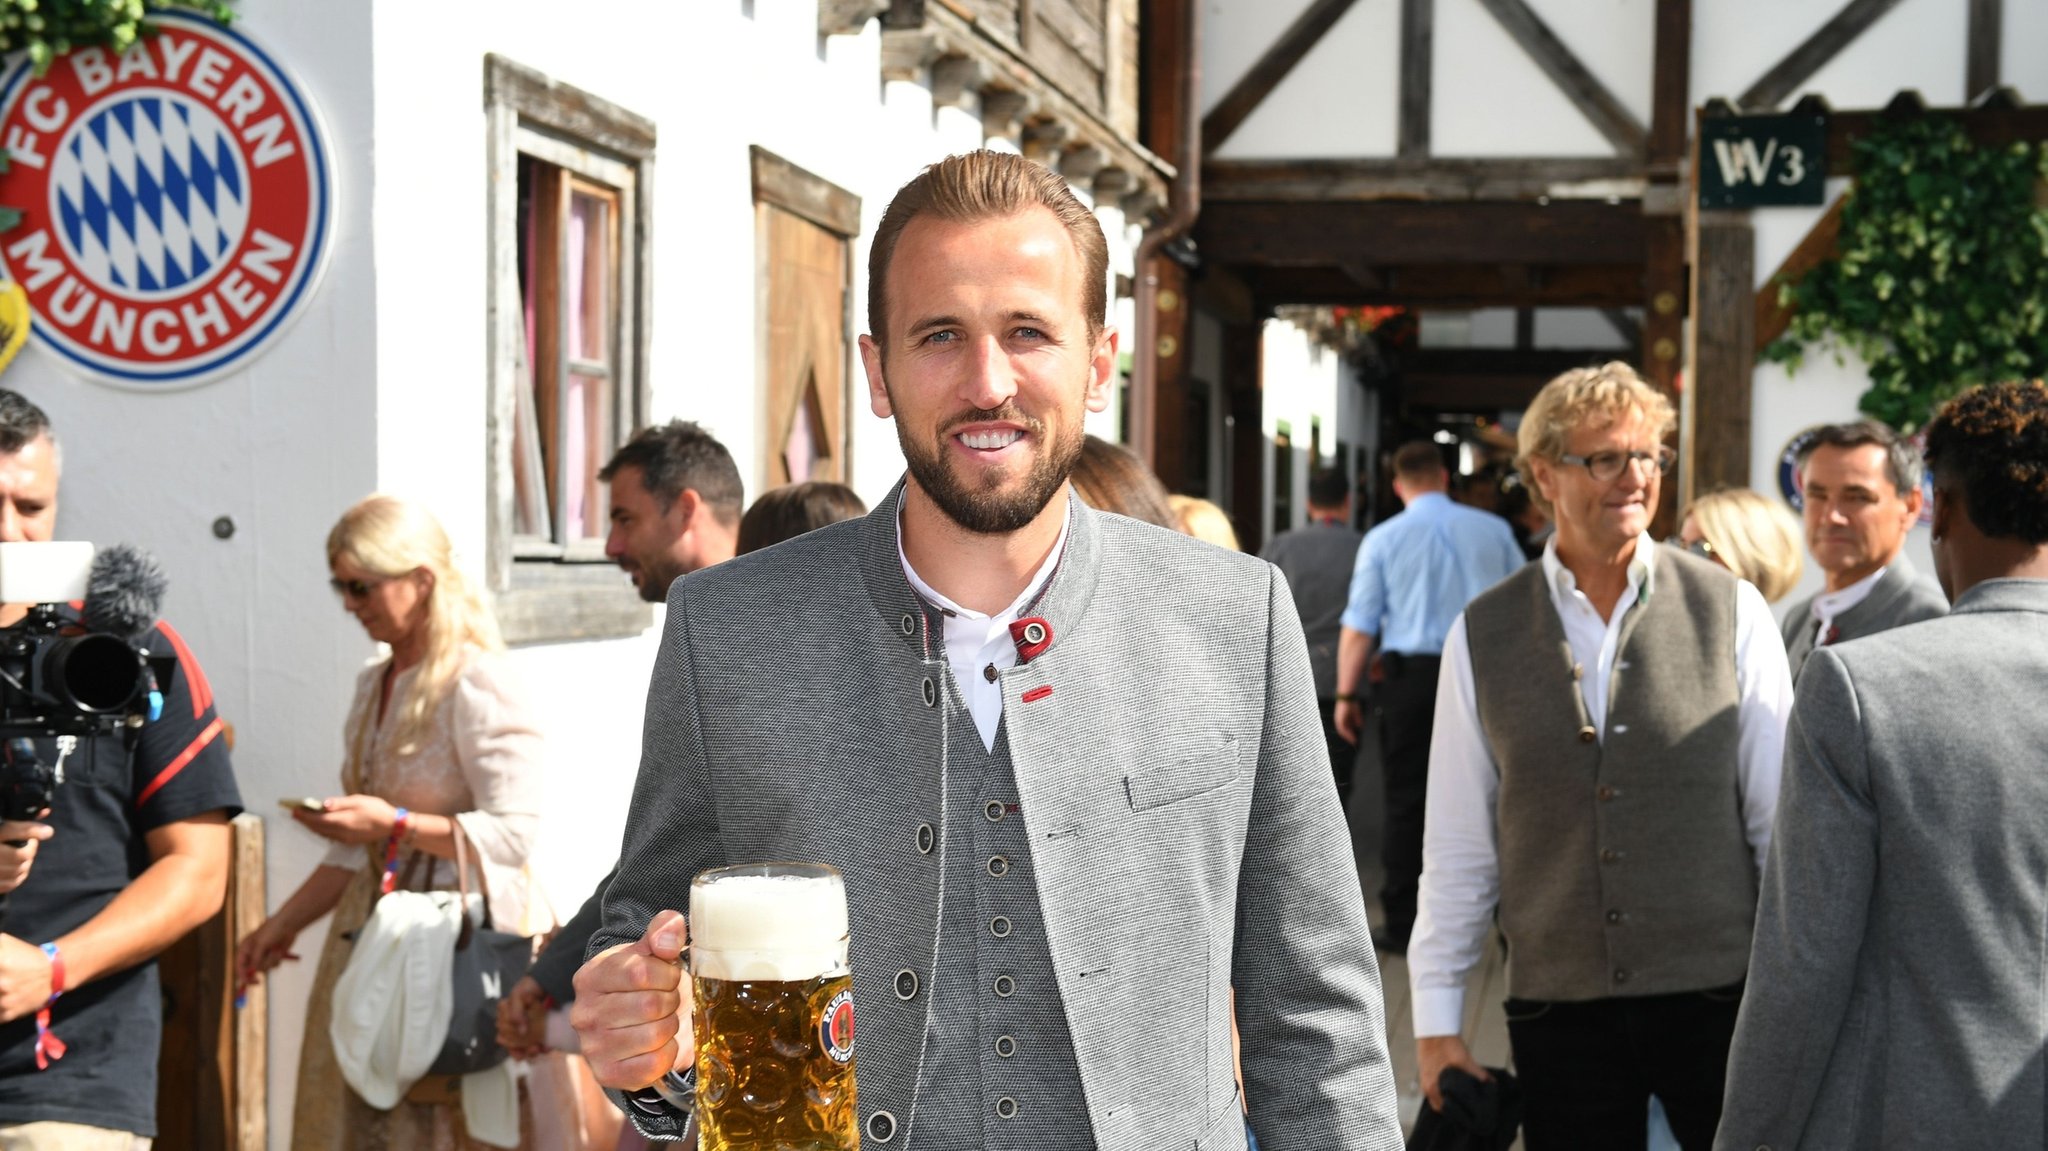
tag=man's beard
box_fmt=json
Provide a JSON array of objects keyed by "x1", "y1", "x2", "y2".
[
  {"x1": 896, "y1": 400, "x2": 1083, "y2": 535},
  {"x1": 632, "y1": 556, "x2": 687, "y2": 603}
]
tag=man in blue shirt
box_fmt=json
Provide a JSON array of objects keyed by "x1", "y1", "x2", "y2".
[{"x1": 1336, "y1": 441, "x2": 1523, "y2": 953}]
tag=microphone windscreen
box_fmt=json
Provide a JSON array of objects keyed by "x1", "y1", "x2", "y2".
[{"x1": 83, "y1": 544, "x2": 168, "y2": 640}]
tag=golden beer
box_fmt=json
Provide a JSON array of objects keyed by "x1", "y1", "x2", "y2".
[{"x1": 692, "y1": 864, "x2": 859, "y2": 1151}]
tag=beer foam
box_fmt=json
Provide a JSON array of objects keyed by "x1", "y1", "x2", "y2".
[{"x1": 691, "y1": 873, "x2": 850, "y2": 983}]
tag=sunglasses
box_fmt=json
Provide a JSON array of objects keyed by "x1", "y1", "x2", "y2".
[{"x1": 329, "y1": 576, "x2": 388, "y2": 600}]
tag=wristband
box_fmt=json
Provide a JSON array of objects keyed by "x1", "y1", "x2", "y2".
[
  {"x1": 379, "y1": 807, "x2": 412, "y2": 895},
  {"x1": 34, "y1": 942, "x2": 64, "y2": 1070},
  {"x1": 1335, "y1": 692, "x2": 1361, "y2": 704}
]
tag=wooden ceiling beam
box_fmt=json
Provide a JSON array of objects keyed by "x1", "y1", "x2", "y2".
[
  {"x1": 1236, "y1": 263, "x2": 1647, "y2": 309},
  {"x1": 1201, "y1": 0, "x2": 1365, "y2": 155},
  {"x1": 1473, "y1": 0, "x2": 1647, "y2": 156},
  {"x1": 1197, "y1": 200, "x2": 1649, "y2": 266},
  {"x1": 1202, "y1": 156, "x2": 1643, "y2": 201},
  {"x1": 1739, "y1": 0, "x2": 1906, "y2": 110}
]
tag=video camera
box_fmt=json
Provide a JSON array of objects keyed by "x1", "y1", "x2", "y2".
[{"x1": 0, "y1": 541, "x2": 173, "y2": 824}]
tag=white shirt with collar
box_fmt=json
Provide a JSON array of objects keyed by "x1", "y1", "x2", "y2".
[
  {"x1": 1406, "y1": 533, "x2": 1795, "y2": 1038},
  {"x1": 898, "y1": 500, "x2": 1071, "y2": 752},
  {"x1": 1809, "y1": 563, "x2": 1890, "y2": 642}
]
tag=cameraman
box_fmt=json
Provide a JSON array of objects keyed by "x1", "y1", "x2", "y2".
[{"x1": 0, "y1": 391, "x2": 241, "y2": 1149}]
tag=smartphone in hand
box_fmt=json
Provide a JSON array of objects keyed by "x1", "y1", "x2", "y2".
[{"x1": 278, "y1": 797, "x2": 325, "y2": 812}]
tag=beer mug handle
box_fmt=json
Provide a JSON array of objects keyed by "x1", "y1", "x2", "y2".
[{"x1": 649, "y1": 1066, "x2": 696, "y2": 1114}]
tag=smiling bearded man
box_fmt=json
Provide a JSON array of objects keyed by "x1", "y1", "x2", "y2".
[
  {"x1": 1407, "y1": 362, "x2": 1795, "y2": 1150},
  {"x1": 569, "y1": 149, "x2": 1404, "y2": 1151}
]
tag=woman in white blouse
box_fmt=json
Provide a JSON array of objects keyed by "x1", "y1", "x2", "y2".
[{"x1": 236, "y1": 494, "x2": 543, "y2": 1151}]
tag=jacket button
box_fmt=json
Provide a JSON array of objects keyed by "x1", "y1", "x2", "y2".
[
  {"x1": 990, "y1": 915, "x2": 1012, "y2": 938},
  {"x1": 1614, "y1": 968, "x2": 1631, "y2": 984},
  {"x1": 985, "y1": 800, "x2": 1005, "y2": 823},
  {"x1": 921, "y1": 677, "x2": 938, "y2": 707},
  {"x1": 867, "y1": 1110, "x2": 898, "y2": 1142},
  {"x1": 1606, "y1": 910, "x2": 1623, "y2": 924},
  {"x1": 1600, "y1": 849, "x2": 1620, "y2": 864},
  {"x1": 994, "y1": 1034, "x2": 1016, "y2": 1058},
  {"x1": 995, "y1": 1096, "x2": 1018, "y2": 1119},
  {"x1": 916, "y1": 823, "x2": 935, "y2": 855},
  {"x1": 987, "y1": 855, "x2": 1010, "y2": 877},
  {"x1": 895, "y1": 970, "x2": 919, "y2": 1000},
  {"x1": 993, "y1": 974, "x2": 1015, "y2": 998},
  {"x1": 1579, "y1": 725, "x2": 1598, "y2": 743},
  {"x1": 899, "y1": 614, "x2": 916, "y2": 636}
]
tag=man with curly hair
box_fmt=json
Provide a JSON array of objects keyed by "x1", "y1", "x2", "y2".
[{"x1": 1716, "y1": 379, "x2": 2048, "y2": 1150}]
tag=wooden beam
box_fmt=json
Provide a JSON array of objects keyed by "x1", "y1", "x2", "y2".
[
  {"x1": 1399, "y1": 0, "x2": 1433, "y2": 157},
  {"x1": 1967, "y1": 0, "x2": 2003, "y2": 100},
  {"x1": 1197, "y1": 200, "x2": 1649, "y2": 266},
  {"x1": 1599, "y1": 307, "x2": 1641, "y2": 350},
  {"x1": 1224, "y1": 322, "x2": 1266, "y2": 550},
  {"x1": 1238, "y1": 263, "x2": 1647, "y2": 309},
  {"x1": 1514, "y1": 307, "x2": 1535, "y2": 349},
  {"x1": 1472, "y1": 0, "x2": 1647, "y2": 156},
  {"x1": 1202, "y1": 156, "x2": 1643, "y2": 201},
  {"x1": 820, "y1": 0, "x2": 891, "y2": 36},
  {"x1": 1642, "y1": 216, "x2": 1685, "y2": 392},
  {"x1": 1739, "y1": 0, "x2": 1905, "y2": 110},
  {"x1": 1822, "y1": 95, "x2": 2048, "y2": 171},
  {"x1": 1648, "y1": 0, "x2": 1691, "y2": 177},
  {"x1": 1149, "y1": 256, "x2": 1193, "y2": 491},
  {"x1": 1201, "y1": 0, "x2": 1365, "y2": 155},
  {"x1": 1755, "y1": 193, "x2": 1846, "y2": 351},
  {"x1": 1688, "y1": 210, "x2": 1756, "y2": 502}
]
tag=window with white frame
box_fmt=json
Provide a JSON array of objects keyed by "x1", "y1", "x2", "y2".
[{"x1": 485, "y1": 56, "x2": 655, "y2": 643}]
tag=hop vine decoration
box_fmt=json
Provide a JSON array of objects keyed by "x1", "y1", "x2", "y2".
[
  {"x1": 1763, "y1": 116, "x2": 2048, "y2": 431},
  {"x1": 0, "y1": 0, "x2": 233, "y2": 75}
]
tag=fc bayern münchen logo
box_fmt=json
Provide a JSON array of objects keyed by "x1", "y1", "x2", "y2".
[{"x1": 0, "y1": 13, "x2": 331, "y2": 387}]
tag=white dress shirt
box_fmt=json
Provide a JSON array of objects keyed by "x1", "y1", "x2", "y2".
[
  {"x1": 1407, "y1": 534, "x2": 1795, "y2": 1038},
  {"x1": 1808, "y1": 563, "x2": 1889, "y2": 642},
  {"x1": 898, "y1": 502, "x2": 1071, "y2": 752}
]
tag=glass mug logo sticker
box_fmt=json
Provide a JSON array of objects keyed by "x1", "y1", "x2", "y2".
[
  {"x1": 820, "y1": 987, "x2": 854, "y2": 1064},
  {"x1": 0, "y1": 12, "x2": 334, "y2": 388}
]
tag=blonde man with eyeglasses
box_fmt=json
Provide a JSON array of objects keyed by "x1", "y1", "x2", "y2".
[{"x1": 1409, "y1": 362, "x2": 1794, "y2": 1150}]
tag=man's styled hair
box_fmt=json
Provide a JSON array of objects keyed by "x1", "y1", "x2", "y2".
[
  {"x1": 1516, "y1": 361, "x2": 1676, "y2": 514},
  {"x1": 1307, "y1": 468, "x2": 1349, "y2": 509},
  {"x1": 0, "y1": 389, "x2": 54, "y2": 454},
  {"x1": 1922, "y1": 379, "x2": 2048, "y2": 545},
  {"x1": 599, "y1": 420, "x2": 744, "y2": 526},
  {"x1": 1392, "y1": 442, "x2": 1447, "y2": 481},
  {"x1": 867, "y1": 150, "x2": 1109, "y2": 344},
  {"x1": 1795, "y1": 419, "x2": 1924, "y2": 496}
]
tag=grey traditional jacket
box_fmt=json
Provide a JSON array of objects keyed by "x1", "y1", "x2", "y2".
[
  {"x1": 1780, "y1": 555, "x2": 1947, "y2": 679},
  {"x1": 1716, "y1": 579, "x2": 2048, "y2": 1151},
  {"x1": 592, "y1": 485, "x2": 1403, "y2": 1151}
]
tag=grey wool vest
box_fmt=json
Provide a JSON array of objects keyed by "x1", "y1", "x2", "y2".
[
  {"x1": 908, "y1": 672, "x2": 1091, "y2": 1150},
  {"x1": 1464, "y1": 549, "x2": 1756, "y2": 1003}
]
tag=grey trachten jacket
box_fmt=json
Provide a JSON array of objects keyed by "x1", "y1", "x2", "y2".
[
  {"x1": 593, "y1": 485, "x2": 1403, "y2": 1151},
  {"x1": 1716, "y1": 579, "x2": 2048, "y2": 1151},
  {"x1": 1780, "y1": 555, "x2": 1947, "y2": 679}
]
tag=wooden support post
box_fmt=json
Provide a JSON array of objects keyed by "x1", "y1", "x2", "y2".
[
  {"x1": 1147, "y1": 256, "x2": 1193, "y2": 492},
  {"x1": 1223, "y1": 322, "x2": 1265, "y2": 550},
  {"x1": 1967, "y1": 0, "x2": 2002, "y2": 102},
  {"x1": 1398, "y1": 0, "x2": 1433, "y2": 157},
  {"x1": 157, "y1": 812, "x2": 266, "y2": 1150},
  {"x1": 1687, "y1": 209, "x2": 1756, "y2": 504}
]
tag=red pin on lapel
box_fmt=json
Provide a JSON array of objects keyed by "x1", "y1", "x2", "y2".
[{"x1": 1009, "y1": 616, "x2": 1053, "y2": 662}]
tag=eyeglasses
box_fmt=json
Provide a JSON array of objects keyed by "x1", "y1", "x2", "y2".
[
  {"x1": 1558, "y1": 446, "x2": 1677, "y2": 483},
  {"x1": 329, "y1": 576, "x2": 387, "y2": 600},
  {"x1": 1667, "y1": 536, "x2": 1722, "y2": 564}
]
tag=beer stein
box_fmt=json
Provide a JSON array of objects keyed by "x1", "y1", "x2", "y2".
[{"x1": 691, "y1": 862, "x2": 859, "y2": 1151}]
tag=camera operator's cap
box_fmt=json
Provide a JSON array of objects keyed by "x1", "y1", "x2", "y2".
[{"x1": 0, "y1": 542, "x2": 93, "y2": 606}]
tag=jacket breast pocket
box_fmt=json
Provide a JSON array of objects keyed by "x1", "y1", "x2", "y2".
[{"x1": 1124, "y1": 735, "x2": 1240, "y2": 811}]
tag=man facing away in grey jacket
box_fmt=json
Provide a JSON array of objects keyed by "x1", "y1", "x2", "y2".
[
  {"x1": 568, "y1": 150, "x2": 1403, "y2": 1151},
  {"x1": 1717, "y1": 379, "x2": 2048, "y2": 1151}
]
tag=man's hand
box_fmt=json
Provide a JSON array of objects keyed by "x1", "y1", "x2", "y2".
[
  {"x1": 497, "y1": 974, "x2": 551, "y2": 1059},
  {"x1": 572, "y1": 910, "x2": 694, "y2": 1091},
  {"x1": 0, "y1": 933, "x2": 54, "y2": 1024},
  {"x1": 1335, "y1": 698, "x2": 1366, "y2": 745},
  {"x1": 0, "y1": 816, "x2": 53, "y2": 894},
  {"x1": 292, "y1": 794, "x2": 400, "y2": 845},
  {"x1": 1417, "y1": 1035, "x2": 1490, "y2": 1112}
]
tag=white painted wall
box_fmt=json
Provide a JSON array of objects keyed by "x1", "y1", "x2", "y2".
[{"x1": 1258, "y1": 319, "x2": 1371, "y2": 543}]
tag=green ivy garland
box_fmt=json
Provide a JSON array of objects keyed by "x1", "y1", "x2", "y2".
[
  {"x1": 1763, "y1": 115, "x2": 2048, "y2": 431},
  {"x1": 0, "y1": 0, "x2": 232, "y2": 75}
]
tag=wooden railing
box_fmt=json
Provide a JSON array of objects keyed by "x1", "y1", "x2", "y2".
[{"x1": 157, "y1": 811, "x2": 266, "y2": 1151}]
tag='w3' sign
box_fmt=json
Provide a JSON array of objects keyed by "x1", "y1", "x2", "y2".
[{"x1": 1699, "y1": 113, "x2": 1828, "y2": 209}]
